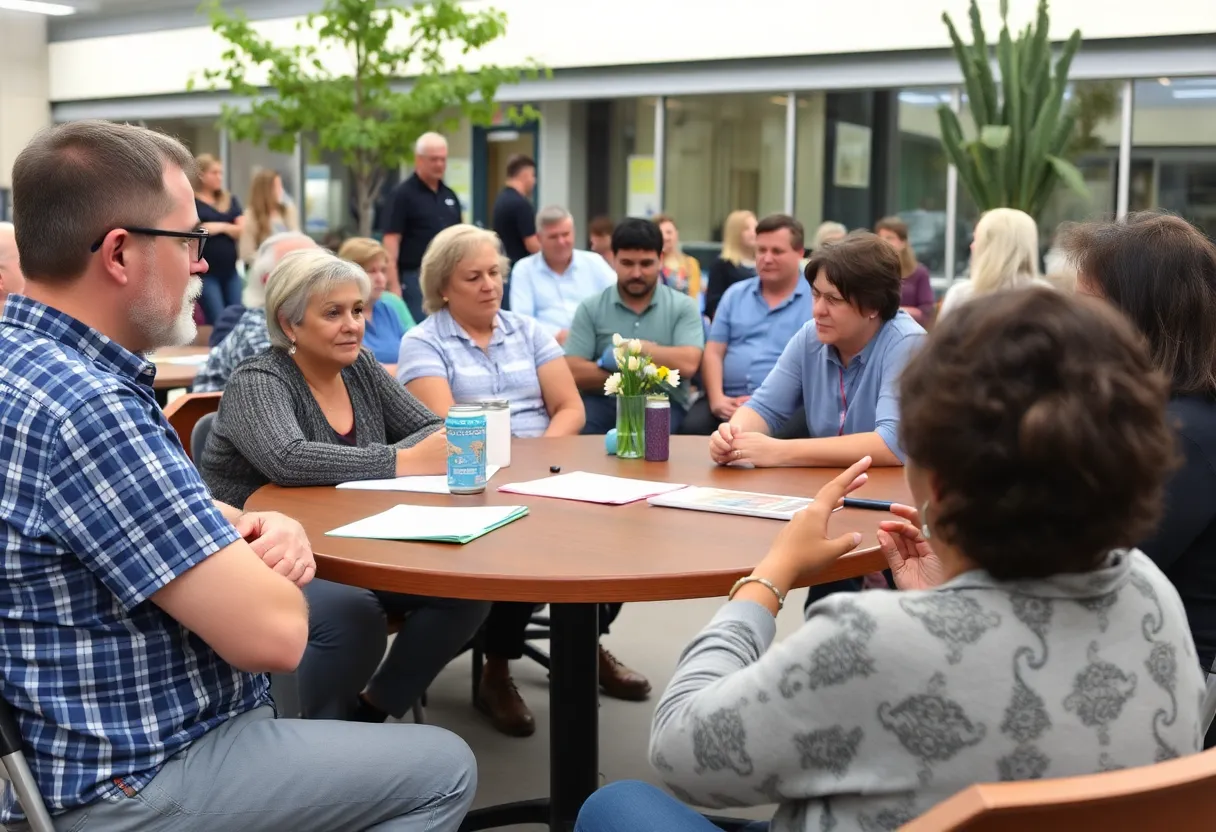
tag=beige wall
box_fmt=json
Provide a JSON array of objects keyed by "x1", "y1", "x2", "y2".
[{"x1": 0, "y1": 12, "x2": 50, "y2": 190}]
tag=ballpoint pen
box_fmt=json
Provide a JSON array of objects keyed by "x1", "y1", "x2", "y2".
[{"x1": 842, "y1": 497, "x2": 894, "y2": 512}]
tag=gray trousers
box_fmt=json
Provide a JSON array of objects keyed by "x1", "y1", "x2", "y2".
[
  {"x1": 298, "y1": 580, "x2": 491, "y2": 720},
  {"x1": 39, "y1": 706, "x2": 476, "y2": 832}
]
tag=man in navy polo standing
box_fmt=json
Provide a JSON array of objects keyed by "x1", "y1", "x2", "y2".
[{"x1": 384, "y1": 132, "x2": 463, "y2": 322}]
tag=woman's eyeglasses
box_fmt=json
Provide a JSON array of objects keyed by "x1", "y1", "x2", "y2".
[{"x1": 90, "y1": 227, "x2": 210, "y2": 262}]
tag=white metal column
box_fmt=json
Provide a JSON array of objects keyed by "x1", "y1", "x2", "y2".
[
  {"x1": 1116, "y1": 80, "x2": 1135, "y2": 219},
  {"x1": 784, "y1": 92, "x2": 797, "y2": 215},
  {"x1": 944, "y1": 87, "x2": 962, "y2": 286},
  {"x1": 653, "y1": 96, "x2": 666, "y2": 214},
  {"x1": 218, "y1": 128, "x2": 231, "y2": 192}
]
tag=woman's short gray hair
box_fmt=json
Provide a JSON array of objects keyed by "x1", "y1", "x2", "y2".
[
  {"x1": 243, "y1": 231, "x2": 315, "y2": 308},
  {"x1": 264, "y1": 249, "x2": 370, "y2": 350},
  {"x1": 419, "y1": 224, "x2": 503, "y2": 314}
]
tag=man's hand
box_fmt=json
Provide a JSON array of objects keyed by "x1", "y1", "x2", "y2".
[
  {"x1": 709, "y1": 395, "x2": 750, "y2": 422},
  {"x1": 234, "y1": 511, "x2": 315, "y2": 588},
  {"x1": 555, "y1": 329, "x2": 570, "y2": 346}
]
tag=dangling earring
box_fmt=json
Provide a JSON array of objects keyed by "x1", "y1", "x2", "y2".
[
  {"x1": 288, "y1": 340, "x2": 297, "y2": 356},
  {"x1": 919, "y1": 501, "x2": 932, "y2": 540}
]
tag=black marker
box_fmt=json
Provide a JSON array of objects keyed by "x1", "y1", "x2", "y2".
[{"x1": 842, "y1": 497, "x2": 894, "y2": 512}]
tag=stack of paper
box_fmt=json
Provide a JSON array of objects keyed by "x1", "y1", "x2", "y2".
[
  {"x1": 497, "y1": 471, "x2": 686, "y2": 505},
  {"x1": 648, "y1": 486, "x2": 813, "y2": 520},
  {"x1": 336, "y1": 467, "x2": 501, "y2": 494},
  {"x1": 154, "y1": 353, "x2": 210, "y2": 366},
  {"x1": 326, "y1": 504, "x2": 527, "y2": 544}
]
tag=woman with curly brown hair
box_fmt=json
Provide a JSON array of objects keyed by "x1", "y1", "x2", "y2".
[{"x1": 577, "y1": 288, "x2": 1203, "y2": 832}]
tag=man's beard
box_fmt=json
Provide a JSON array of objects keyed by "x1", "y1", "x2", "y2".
[{"x1": 133, "y1": 275, "x2": 203, "y2": 349}]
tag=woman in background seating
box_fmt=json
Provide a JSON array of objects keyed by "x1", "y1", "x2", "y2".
[
  {"x1": 1065, "y1": 211, "x2": 1216, "y2": 747},
  {"x1": 704, "y1": 210, "x2": 757, "y2": 320},
  {"x1": 577, "y1": 288, "x2": 1203, "y2": 832},
  {"x1": 193, "y1": 153, "x2": 245, "y2": 324},
  {"x1": 398, "y1": 224, "x2": 593, "y2": 738},
  {"x1": 876, "y1": 215, "x2": 935, "y2": 326},
  {"x1": 200, "y1": 248, "x2": 489, "y2": 723},
  {"x1": 240, "y1": 168, "x2": 299, "y2": 265},
  {"x1": 337, "y1": 237, "x2": 415, "y2": 363},
  {"x1": 655, "y1": 214, "x2": 703, "y2": 298},
  {"x1": 938, "y1": 207, "x2": 1044, "y2": 319}
]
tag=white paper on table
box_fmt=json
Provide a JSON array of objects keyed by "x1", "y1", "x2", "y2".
[
  {"x1": 497, "y1": 471, "x2": 686, "y2": 505},
  {"x1": 154, "y1": 354, "x2": 210, "y2": 366},
  {"x1": 336, "y1": 466, "x2": 501, "y2": 494},
  {"x1": 326, "y1": 503, "x2": 526, "y2": 542}
]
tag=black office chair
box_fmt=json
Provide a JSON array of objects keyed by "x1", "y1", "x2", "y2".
[
  {"x1": 0, "y1": 694, "x2": 55, "y2": 832},
  {"x1": 190, "y1": 412, "x2": 216, "y2": 461}
]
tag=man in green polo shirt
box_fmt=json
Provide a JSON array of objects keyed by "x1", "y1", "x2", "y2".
[{"x1": 565, "y1": 217, "x2": 705, "y2": 434}]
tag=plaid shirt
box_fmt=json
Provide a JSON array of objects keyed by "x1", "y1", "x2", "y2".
[
  {"x1": 0, "y1": 296, "x2": 268, "y2": 822},
  {"x1": 192, "y1": 307, "x2": 270, "y2": 392}
]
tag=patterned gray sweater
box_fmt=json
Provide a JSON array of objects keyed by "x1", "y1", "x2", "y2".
[
  {"x1": 650, "y1": 550, "x2": 1204, "y2": 831},
  {"x1": 199, "y1": 347, "x2": 442, "y2": 507}
]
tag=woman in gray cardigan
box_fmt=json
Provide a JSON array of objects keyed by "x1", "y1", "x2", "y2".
[
  {"x1": 576, "y1": 289, "x2": 1205, "y2": 832},
  {"x1": 200, "y1": 249, "x2": 490, "y2": 723}
]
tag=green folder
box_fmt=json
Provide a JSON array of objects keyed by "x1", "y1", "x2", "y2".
[{"x1": 326, "y1": 504, "x2": 528, "y2": 545}]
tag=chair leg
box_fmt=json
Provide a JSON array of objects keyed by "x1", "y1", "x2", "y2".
[
  {"x1": 471, "y1": 643, "x2": 484, "y2": 705},
  {"x1": 3, "y1": 751, "x2": 56, "y2": 832}
]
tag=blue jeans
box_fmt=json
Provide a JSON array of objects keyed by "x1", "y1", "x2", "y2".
[
  {"x1": 400, "y1": 268, "x2": 426, "y2": 323},
  {"x1": 296, "y1": 579, "x2": 490, "y2": 719},
  {"x1": 199, "y1": 270, "x2": 244, "y2": 325},
  {"x1": 580, "y1": 394, "x2": 687, "y2": 435},
  {"x1": 575, "y1": 781, "x2": 769, "y2": 832}
]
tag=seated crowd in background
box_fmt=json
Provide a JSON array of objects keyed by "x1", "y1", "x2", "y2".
[
  {"x1": 939, "y1": 207, "x2": 1045, "y2": 319},
  {"x1": 0, "y1": 120, "x2": 476, "y2": 831},
  {"x1": 508, "y1": 205, "x2": 617, "y2": 345},
  {"x1": 563, "y1": 218, "x2": 706, "y2": 435},
  {"x1": 578, "y1": 287, "x2": 1205, "y2": 831},
  {"x1": 337, "y1": 236, "x2": 416, "y2": 363},
  {"x1": 703, "y1": 209, "x2": 758, "y2": 321},
  {"x1": 655, "y1": 213, "x2": 702, "y2": 298},
  {"x1": 875, "y1": 215, "x2": 935, "y2": 327}
]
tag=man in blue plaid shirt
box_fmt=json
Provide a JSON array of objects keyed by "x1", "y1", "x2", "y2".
[{"x1": 0, "y1": 121, "x2": 475, "y2": 831}]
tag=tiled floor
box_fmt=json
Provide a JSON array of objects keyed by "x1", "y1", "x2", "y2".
[{"x1": 412, "y1": 589, "x2": 812, "y2": 830}]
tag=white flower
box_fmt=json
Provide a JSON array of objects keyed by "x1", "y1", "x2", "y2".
[
  {"x1": 643, "y1": 363, "x2": 658, "y2": 377},
  {"x1": 666, "y1": 369, "x2": 682, "y2": 388},
  {"x1": 628, "y1": 338, "x2": 643, "y2": 355},
  {"x1": 627, "y1": 355, "x2": 641, "y2": 372},
  {"x1": 612, "y1": 333, "x2": 625, "y2": 347},
  {"x1": 603, "y1": 373, "x2": 622, "y2": 396}
]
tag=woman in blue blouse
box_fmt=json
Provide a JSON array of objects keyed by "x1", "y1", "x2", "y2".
[{"x1": 337, "y1": 237, "x2": 414, "y2": 363}]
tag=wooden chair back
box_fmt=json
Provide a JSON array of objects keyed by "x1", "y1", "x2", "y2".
[
  {"x1": 901, "y1": 747, "x2": 1216, "y2": 831},
  {"x1": 162, "y1": 392, "x2": 222, "y2": 462}
]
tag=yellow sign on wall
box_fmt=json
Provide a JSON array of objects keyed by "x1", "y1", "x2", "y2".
[{"x1": 627, "y1": 155, "x2": 658, "y2": 217}]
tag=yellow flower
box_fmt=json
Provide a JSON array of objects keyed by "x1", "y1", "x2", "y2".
[{"x1": 656, "y1": 366, "x2": 670, "y2": 381}]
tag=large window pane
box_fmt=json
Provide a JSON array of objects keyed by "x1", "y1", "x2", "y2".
[
  {"x1": 606, "y1": 97, "x2": 656, "y2": 221},
  {"x1": 1134, "y1": 77, "x2": 1216, "y2": 237},
  {"x1": 793, "y1": 92, "x2": 827, "y2": 238},
  {"x1": 895, "y1": 88, "x2": 954, "y2": 277},
  {"x1": 664, "y1": 93, "x2": 787, "y2": 243}
]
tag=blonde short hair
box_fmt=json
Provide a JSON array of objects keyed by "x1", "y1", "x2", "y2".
[
  {"x1": 419, "y1": 224, "x2": 503, "y2": 314},
  {"x1": 265, "y1": 249, "x2": 370, "y2": 350},
  {"x1": 336, "y1": 236, "x2": 388, "y2": 270},
  {"x1": 970, "y1": 208, "x2": 1041, "y2": 294}
]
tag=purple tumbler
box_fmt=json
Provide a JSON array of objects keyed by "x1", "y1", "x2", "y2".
[{"x1": 644, "y1": 396, "x2": 671, "y2": 461}]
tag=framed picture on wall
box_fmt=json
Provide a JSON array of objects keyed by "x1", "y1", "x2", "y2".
[{"x1": 834, "y1": 123, "x2": 872, "y2": 189}]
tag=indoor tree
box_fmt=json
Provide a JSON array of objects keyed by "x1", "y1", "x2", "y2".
[
  {"x1": 937, "y1": 0, "x2": 1091, "y2": 218},
  {"x1": 191, "y1": 0, "x2": 544, "y2": 236}
]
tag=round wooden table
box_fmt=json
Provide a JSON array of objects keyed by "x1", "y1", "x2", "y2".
[{"x1": 246, "y1": 436, "x2": 910, "y2": 831}]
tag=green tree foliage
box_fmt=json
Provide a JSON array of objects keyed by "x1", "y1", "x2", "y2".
[
  {"x1": 191, "y1": 0, "x2": 544, "y2": 235},
  {"x1": 937, "y1": 0, "x2": 1090, "y2": 218}
]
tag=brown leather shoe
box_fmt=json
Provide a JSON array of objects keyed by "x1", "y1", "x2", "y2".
[
  {"x1": 598, "y1": 646, "x2": 651, "y2": 701},
  {"x1": 476, "y1": 670, "x2": 536, "y2": 737}
]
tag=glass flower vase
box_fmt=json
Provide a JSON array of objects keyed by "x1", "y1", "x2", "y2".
[{"x1": 615, "y1": 395, "x2": 646, "y2": 459}]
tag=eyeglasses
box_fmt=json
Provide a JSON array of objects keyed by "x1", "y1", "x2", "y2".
[{"x1": 90, "y1": 226, "x2": 209, "y2": 262}]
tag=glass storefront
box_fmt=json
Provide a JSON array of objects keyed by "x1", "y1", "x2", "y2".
[
  {"x1": 1133, "y1": 76, "x2": 1216, "y2": 237},
  {"x1": 663, "y1": 93, "x2": 787, "y2": 243}
]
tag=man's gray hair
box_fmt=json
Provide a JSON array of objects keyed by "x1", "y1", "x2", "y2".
[
  {"x1": 242, "y1": 231, "x2": 315, "y2": 309},
  {"x1": 536, "y1": 205, "x2": 572, "y2": 230},
  {"x1": 264, "y1": 249, "x2": 370, "y2": 351},
  {"x1": 414, "y1": 132, "x2": 448, "y2": 156}
]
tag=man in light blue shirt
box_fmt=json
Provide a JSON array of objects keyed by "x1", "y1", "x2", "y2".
[
  {"x1": 509, "y1": 205, "x2": 617, "y2": 344},
  {"x1": 709, "y1": 232, "x2": 926, "y2": 468},
  {"x1": 682, "y1": 214, "x2": 811, "y2": 436}
]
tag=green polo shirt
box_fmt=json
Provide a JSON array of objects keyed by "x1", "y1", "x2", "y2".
[{"x1": 564, "y1": 282, "x2": 706, "y2": 407}]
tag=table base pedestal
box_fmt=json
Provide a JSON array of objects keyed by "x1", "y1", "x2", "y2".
[{"x1": 460, "y1": 602, "x2": 600, "y2": 832}]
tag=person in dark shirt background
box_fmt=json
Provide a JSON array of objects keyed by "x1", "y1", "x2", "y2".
[
  {"x1": 704, "y1": 209, "x2": 757, "y2": 321},
  {"x1": 1065, "y1": 212, "x2": 1216, "y2": 746},
  {"x1": 492, "y1": 155, "x2": 539, "y2": 268},
  {"x1": 193, "y1": 154, "x2": 245, "y2": 325},
  {"x1": 384, "y1": 132, "x2": 462, "y2": 322}
]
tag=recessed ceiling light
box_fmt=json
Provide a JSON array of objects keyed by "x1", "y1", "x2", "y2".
[
  {"x1": 0, "y1": 0, "x2": 77, "y2": 14},
  {"x1": 1158, "y1": 77, "x2": 1172, "y2": 86}
]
